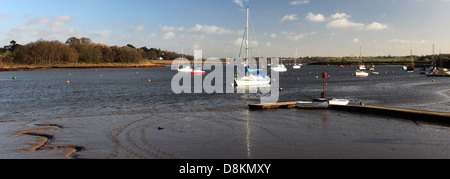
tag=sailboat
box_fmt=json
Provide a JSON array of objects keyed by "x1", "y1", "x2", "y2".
[
  {"x1": 293, "y1": 48, "x2": 302, "y2": 69},
  {"x1": 234, "y1": 7, "x2": 271, "y2": 86},
  {"x1": 355, "y1": 45, "x2": 369, "y2": 77},
  {"x1": 177, "y1": 48, "x2": 193, "y2": 72},
  {"x1": 407, "y1": 48, "x2": 415, "y2": 72}
]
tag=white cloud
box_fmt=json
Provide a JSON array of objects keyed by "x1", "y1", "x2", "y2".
[
  {"x1": 162, "y1": 32, "x2": 175, "y2": 40},
  {"x1": 50, "y1": 15, "x2": 73, "y2": 27},
  {"x1": 270, "y1": 33, "x2": 277, "y2": 38},
  {"x1": 290, "y1": 0, "x2": 310, "y2": 5},
  {"x1": 388, "y1": 39, "x2": 432, "y2": 44},
  {"x1": 330, "y1": 13, "x2": 351, "y2": 20},
  {"x1": 232, "y1": 0, "x2": 249, "y2": 7},
  {"x1": 281, "y1": 31, "x2": 316, "y2": 41},
  {"x1": 129, "y1": 25, "x2": 145, "y2": 31},
  {"x1": 159, "y1": 25, "x2": 184, "y2": 32},
  {"x1": 26, "y1": 16, "x2": 50, "y2": 25},
  {"x1": 366, "y1": 22, "x2": 388, "y2": 31},
  {"x1": 188, "y1": 24, "x2": 242, "y2": 35},
  {"x1": 306, "y1": 12, "x2": 325, "y2": 22},
  {"x1": 234, "y1": 37, "x2": 258, "y2": 47},
  {"x1": 280, "y1": 14, "x2": 298, "y2": 22},
  {"x1": 327, "y1": 18, "x2": 364, "y2": 29}
]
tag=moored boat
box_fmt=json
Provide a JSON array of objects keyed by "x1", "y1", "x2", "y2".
[
  {"x1": 329, "y1": 98, "x2": 350, "y2": 106},
  {"x1": 191, "y1": 68, "x2": 205, "y2": 75},
  {"x1": 296, "y1": 100, "x2": 329, "y2": 109}
]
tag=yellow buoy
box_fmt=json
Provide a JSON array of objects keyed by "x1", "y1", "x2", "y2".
[
  {"x1": 279, "y1": 88, "x2": 283, "y2": 91},
  {"x1": 432, "y1": 79, "x2": 436, "y2": 83}
]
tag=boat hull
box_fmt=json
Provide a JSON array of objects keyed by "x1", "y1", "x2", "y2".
[
  {"x1": 329, "y1": 99, "x2": 349, "y2": 106},
  {"x1": 235, "y1": 79, "x2": 271, "y2": 86},
  {"x1": 296, "y1": 101, "x2": 329, "y2": 109},
  {"x1": 355, "y1": 71, "x2": 369, "y2": 77},
  {"x1": 191, "y1": 71, "x2": 205, "y2": 75}
]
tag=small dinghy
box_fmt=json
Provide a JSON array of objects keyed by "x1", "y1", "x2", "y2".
[{"x1": 296, "y1": 99, "x2": 329, "y2": 109}]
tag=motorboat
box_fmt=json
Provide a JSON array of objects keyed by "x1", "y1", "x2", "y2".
[
  {"x1": 272, "y1": 64, "x2": 287, "y2": 72},
  {"x1": 293, "y1": 64, "x2": 303, "y2": 69},
  {"x1": 296, "y1": 100, "x2": 329, "y2": 109}
]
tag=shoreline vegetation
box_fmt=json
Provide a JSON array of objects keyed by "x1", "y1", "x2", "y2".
[{"x1": 1, "y1": 37, "x2": 449, "y2": 71}]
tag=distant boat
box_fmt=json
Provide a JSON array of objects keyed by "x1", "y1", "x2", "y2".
[
  {"x1": 191, "y1": 68, "x2": 205, "y2": 75},
  {"x1": 292, "y1": 48, "x2": 302, "y2": 69},
  {"x1": 272, "y1": 63, "x2": 287, "y2": 72},
  {"x1": 234, "y1": 7, "x2": 271, "y2": 86},
  {"x1": 355, "y1": 45, "x2": 369, "y2": 77},
  {"x1": 407, "y1": 48, "x2": 415, "y2": 72},
  {"x1": 178, "y1": 65, "x2": 193, "y2": 72},
  {"x1": 356, "y1": 70, "x2": 369, "y2": 77},
  {"x1": 293, "y1": 64, "x2": 303, "y2": 69}
]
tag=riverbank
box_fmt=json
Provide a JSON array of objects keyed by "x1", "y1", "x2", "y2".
[{"x1": 0, "y1": 63, "x2": 165, "y2": 71}]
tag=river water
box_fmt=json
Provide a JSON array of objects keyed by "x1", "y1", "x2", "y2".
[{"x1": 1, "y1": 65, "x2": 450, "y2": 159}]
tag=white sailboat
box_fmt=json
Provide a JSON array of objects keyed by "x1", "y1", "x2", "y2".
[
  {"x1": 177, "y1": 48, "x2": 193, "y2": 72},
  {"x1": 234, "y1": 7, "x2": 271, "y2": 86},
  {"x1": 292, "y1": 48, "x2": 302, "y2": 69},
  {"x1": 355, "y1": 45, "x2": 369, "y2": 77}
]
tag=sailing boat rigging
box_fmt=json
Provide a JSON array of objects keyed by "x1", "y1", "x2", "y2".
[
  {"x1": 293, "y1": 48, "x2": 302, "y2": 69},
  {"x1": 407, "y1": 48, "x2": 415, "y2": 72},
  {"x1": 234, "y1": 7, "x2": 271, "y2": 86},
  {"x1": 355, "y1": 45, "x2": 369, "y2": 77}
]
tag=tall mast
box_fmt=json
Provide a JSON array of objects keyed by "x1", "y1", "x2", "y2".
[
  {"x1": 411, "y1": 48, "x2": 413, "y2": 65},
  {"x1": 360, "y1": 44, "x2": 362, "y2": 64},
  {"x1": 246, "y1": 7, "x2": 249, "y2": 60}
]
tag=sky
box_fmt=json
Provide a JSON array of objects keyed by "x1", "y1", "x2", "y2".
[{"x1": 1, "y1": 0, "x2": 450, "y2": 58}]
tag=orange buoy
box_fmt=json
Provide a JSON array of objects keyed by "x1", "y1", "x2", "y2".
[
  {"x1": 148, "y1": 79, "x2": 152, "y2": 83},
  {"x1": 66, "y1": 81, "x2": 70, "y2": 84}
]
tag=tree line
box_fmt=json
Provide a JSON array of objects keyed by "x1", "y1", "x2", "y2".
[{"x1": 0, "y1": 37, "x2": 193, "y2": 65}]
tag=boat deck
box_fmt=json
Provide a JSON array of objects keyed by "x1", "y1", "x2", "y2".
[{"x1": 249, "y1": 102, "x2": 450, "y2": 125}]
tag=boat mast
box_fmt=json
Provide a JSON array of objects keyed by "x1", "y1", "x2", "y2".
[
  {"x1": 246, "y1": 7, "x2": 249, "y2": 60},
  {"x1": 360, "y1": 44, "x2": 362, "y2": 64}
]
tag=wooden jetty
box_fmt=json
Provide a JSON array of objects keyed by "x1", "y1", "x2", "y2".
[{"x1": 249, "y1": 102, "x2": 450, "y2": 125}]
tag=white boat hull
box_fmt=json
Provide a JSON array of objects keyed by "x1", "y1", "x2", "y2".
[
  {"x1": 356, "y1": 71, "x2": 369, "y2": 77},
  {"x1": 296, "y1": 101, "x2": 329, "y2": 109},
  {"x1": 329, "y1": 99, "x2": 349, "y2": 106},
  {"x1": 235, "y1": 79, "x2": 271, "y2": 86}
]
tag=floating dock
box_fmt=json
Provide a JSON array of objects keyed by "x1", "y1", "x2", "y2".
[{"x1": 249, "y1": 102, "x2": 450, "y2": 125}]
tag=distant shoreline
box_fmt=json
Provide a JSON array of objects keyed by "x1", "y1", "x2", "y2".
[{"x1": 0, "y1": 63, "x2": 166, "y2": 71}]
